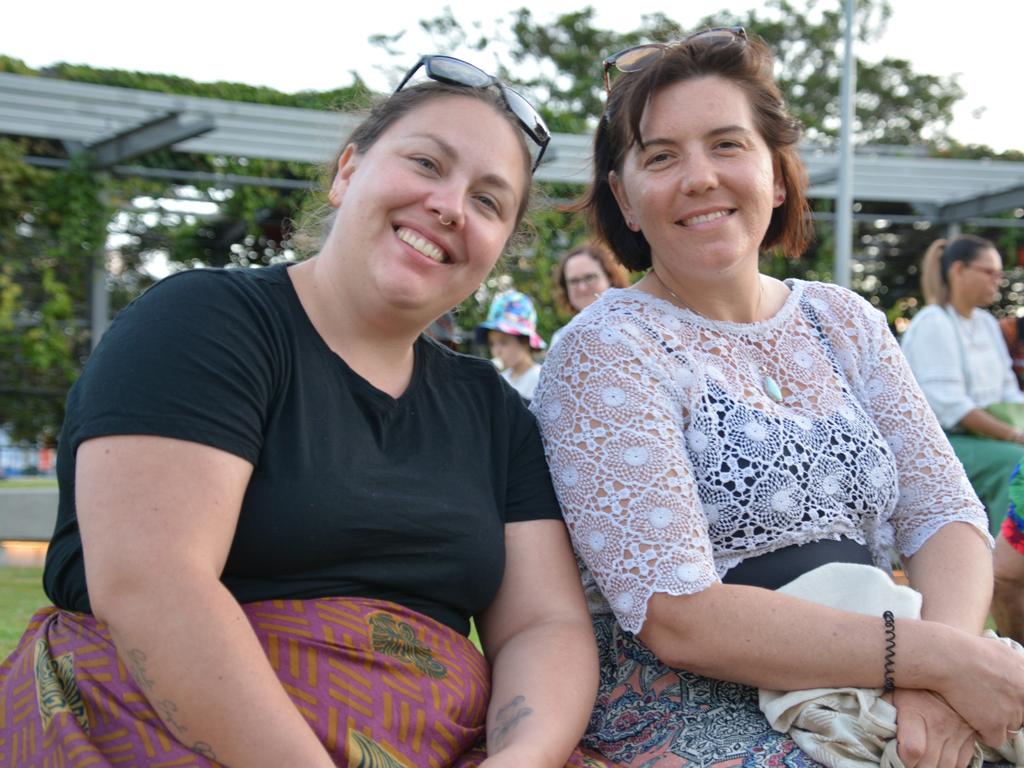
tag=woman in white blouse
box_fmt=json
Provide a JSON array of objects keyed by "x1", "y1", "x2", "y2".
[
  {"x1": 531, "y1": 28, "x2": 1024, "y2": 768},
  {"x1": 900, "y1": 234, "x2": 1024, "y2": 534}
]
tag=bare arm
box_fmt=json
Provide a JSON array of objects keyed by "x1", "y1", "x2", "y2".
[
  {"x1": 476, "y1": 519, "x2": 597, "y2": 768},
  {"x1": 78, "y1": 435, "x2": 334, "y2": 768},
  {"x1": 638, "y1": 582, "x2": 949, "y2": 691},
  {"x1": 903, "y1": 521, "x2": 993, "y2": 633},
  {"x1": 637, "y1": 580, "x2": 1024, "y2": 745},
  {"x1": 958, "y1": 407, "x2": 1023, "y2": 443}
]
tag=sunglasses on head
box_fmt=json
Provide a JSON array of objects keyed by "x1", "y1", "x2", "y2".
[
  {"x1": 394, "y1": 55, "x2": 551, "y2": 172},
  {"x1": 602, "y1": 26, "x2": 747, "y2": 92}
]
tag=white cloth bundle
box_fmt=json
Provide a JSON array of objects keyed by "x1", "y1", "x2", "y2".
[{"x1": 758, "y1": 562, "x2": 1024, "y2": 768}]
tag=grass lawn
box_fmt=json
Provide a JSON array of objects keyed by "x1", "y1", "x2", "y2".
[
  {"x1": 0, "y1": 477, "x2": 58, "y2": 489},
  {"x1": 0, "y1": 566, "x2": 48, "y2": 658}
]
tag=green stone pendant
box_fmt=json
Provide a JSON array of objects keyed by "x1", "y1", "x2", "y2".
[{"x1": 762, "y1": 374, "x2": 783, "y2": 403}]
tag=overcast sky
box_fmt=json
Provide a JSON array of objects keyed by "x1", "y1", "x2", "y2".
[{"x1": 3, "y1": 0, "x2": 1021, "y2": 152}]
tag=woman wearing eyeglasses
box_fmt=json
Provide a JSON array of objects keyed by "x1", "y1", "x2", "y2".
[
  {"x1": 901, "y1": 235, "x2": 1024, "y2": 531},
  {"x1": 531, "y1": 29, "x2": 1024, "y2": 768},
  {"x1": 550, "y1": 242, "x2": 631, "y2": 349},
  {"x1": 0, "y1": 58, "x2": 612, "y2": 768},
  {"x1": 901, "y1": 235, "x2": 1024, "y2": 650}
]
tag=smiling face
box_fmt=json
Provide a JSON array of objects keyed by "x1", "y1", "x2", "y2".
[
  {"x1": 564, "y1": 251, "x2": 612, "y2": 312},
  {"x1": 326, "y1": 94, "x2": 530, "y2": 320},
  {"x1": 609, "y1": 75, "x2": 784, "y2": 280}
]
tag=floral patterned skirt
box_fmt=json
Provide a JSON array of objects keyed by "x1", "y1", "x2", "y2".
[{"x1": 582, "y1": 614, "x2": 825, "y2": 768}]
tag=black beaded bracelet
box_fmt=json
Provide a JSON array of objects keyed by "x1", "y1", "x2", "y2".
[{"x1": 882, "y1": 610, "x2": 896, "y2": 693}]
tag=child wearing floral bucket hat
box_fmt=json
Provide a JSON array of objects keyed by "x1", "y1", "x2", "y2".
[{"x1": 476, "y1": 291, "x2": 546, "y2": 401}]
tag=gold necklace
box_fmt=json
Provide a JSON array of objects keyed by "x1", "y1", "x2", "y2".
[{"x1": 652, "y1": 270, "x2": 784, "y2": 404}]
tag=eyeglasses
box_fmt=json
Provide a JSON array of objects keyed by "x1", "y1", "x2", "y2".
[
  {"x1": 566, "y1": 272, "x2": 604, "y2": 290},
  {"x1": 602, "y1": 27, "x2": 747, "y2": 92},
  {"x1": 967, "y1": 263, "x2": 1004, "y2": 280},
  {"x1": 394, "y1": 55, "x2": 551, "y2": 172}
]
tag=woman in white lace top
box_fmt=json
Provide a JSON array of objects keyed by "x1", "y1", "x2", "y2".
[{"x1": 531, "y1": 28, "x2": 1024, "y2": 768}]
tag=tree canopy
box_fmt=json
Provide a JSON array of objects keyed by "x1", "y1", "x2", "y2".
[{"x1": 1, "y1": 1, "x2": 1018, "y2": 441}]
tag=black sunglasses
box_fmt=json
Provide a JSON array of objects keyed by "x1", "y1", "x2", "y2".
[
  {"x1": 394, "y1": 55, "x2": 551, "y2": 172},
  {"x1": 602, "y1": 27, "x2": 748, "y2": 92}
]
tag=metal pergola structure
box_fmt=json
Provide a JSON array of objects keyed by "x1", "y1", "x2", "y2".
[
  {"x1": 3, "y1": 72, "x2": 1023, "y2": 223},
  {"x1": 3, "y1": 70, "x2": 1024, "y2": 341}
]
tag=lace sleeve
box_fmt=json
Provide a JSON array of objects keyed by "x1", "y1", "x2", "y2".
[
  {"x1": 532, "y1": 311, "x2": 719, "y2": 634},
  {"x1": 842, "y1": 293, "x2": 991, "y2": 555}
]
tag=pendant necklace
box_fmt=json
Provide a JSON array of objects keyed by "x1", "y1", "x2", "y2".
[{"x1": 653, "y1": 270, "x2": 784, "y2": 404}]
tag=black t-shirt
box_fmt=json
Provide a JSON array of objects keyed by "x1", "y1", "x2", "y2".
[{"x1": 44, "y1": 264, "x2": 562, "y2": 635}]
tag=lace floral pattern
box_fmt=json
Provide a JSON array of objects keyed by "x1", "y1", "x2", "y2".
[{"x1": 532, "y1": 280, "x2": 989, "y2": 633}]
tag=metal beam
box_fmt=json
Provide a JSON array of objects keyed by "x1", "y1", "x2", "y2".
[
  {"x1": 937, "y1": 184, "x2": 1024, "y2": 222},
  {"x1": 22, "y1": 155, "x2": 316, "y2": 190},
  {"x1": 87, "y1": 112, "x2": 215, "y2": 168},
  {"x1": 5, "y1": 73, "x2": 1023, "y2": 221}
]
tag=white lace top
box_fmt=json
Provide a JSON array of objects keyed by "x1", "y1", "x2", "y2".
[{"x1": 531, "y1": 280, "x2": 990, "y2": 633}]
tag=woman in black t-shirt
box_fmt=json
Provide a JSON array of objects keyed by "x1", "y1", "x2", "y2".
[{"x1": 1, "y1": 58, "x2": 610, "y2": 768}]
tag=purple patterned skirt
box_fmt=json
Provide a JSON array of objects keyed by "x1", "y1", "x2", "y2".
[{"x1": 0, "y1": 598, "x2": 616, "y2": 767}]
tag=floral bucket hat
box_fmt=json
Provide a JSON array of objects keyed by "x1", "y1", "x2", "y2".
[{"x1": 475, "y1": 291, "x2": 546, "y2": 350}]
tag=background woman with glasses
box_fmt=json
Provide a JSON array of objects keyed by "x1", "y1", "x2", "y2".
[
  {"x1": 532, "y1": 28, "x2": 1024, "y2": 768},
  {"x1": 901, "y1": 234, "x2": 1024, "y2": 644},
  {"x1": 0, "y1": 58, "x2": 611, "y2": 768},
  {"x1": 550, "y1": 241, "x2": 630, "y2": 349}
]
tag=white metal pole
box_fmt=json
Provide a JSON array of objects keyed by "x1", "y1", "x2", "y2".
[{"x1": 835, "y1": 0, "x2": 857, "y2": 288}]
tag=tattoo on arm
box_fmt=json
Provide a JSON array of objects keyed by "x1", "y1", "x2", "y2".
[
  {"x1": 125, "y1": 648, "x2": 155, "y2": 692},
  {"x1": 490, "y1": 695, "x2": 534, "y2": 751},
  {"x1": 156, "y1": 698, "x2": 188, "y2": 736},
  {"x1": 192, "y1": 741, "x2": 219, "y2": 760},
  {"x1": 123, "y1": 646, "x2": 219, "y2": 760}
]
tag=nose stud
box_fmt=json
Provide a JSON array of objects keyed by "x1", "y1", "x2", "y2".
[{"x1": 438, "y1": 213, "x2": 455, "y2": 226}]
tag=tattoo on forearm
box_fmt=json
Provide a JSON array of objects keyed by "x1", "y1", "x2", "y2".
[
  {"x1": 123, "y1": 646, "x2": 218, "y2": 759},
  {"x1": 490, "y1": 695, "x2": 534, "y2": 750},
  {"x1": 192, "y1": 741, "x2": 218, "y2": 760},
  {"x1": 156, "y1": 698, "x2": 188, "y2": 736},
  {"x1": 125, "y1": 648, "x2": 155, "y2": 692}
]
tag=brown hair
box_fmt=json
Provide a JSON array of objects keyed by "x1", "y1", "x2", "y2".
[
  {"x1": 920, "y1": 234, "x2": 997, "y2": 306},
  {"x1": 292, "y1": 81, "x2": 534, "y2": 257},
  {"x1": 578, "y1": 33, "x2": 812, "y2": 271},
  {"x1": 553, "y1": 241, "x2": 632, "y2": 314}
]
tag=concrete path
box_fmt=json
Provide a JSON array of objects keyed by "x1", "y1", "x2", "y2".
[{"x1": 0, "y1": 487, "x2": 58, "y2": 540}]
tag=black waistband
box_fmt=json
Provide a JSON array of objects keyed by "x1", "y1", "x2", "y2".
[{"x1": 721, "y1": 537, "x2": 874, "y2": 590}]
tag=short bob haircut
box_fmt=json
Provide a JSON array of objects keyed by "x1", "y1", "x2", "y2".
[
  {"x1": 579, "y1": 32, "x2": 813, "y2": 272},
  {"x1": 553, "y1": 241, "x2": 632, "y2": 315}
]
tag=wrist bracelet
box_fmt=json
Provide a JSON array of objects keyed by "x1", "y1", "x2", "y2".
[{"x1": 882, "y1": 610, "x2": 896, "y2": 693}]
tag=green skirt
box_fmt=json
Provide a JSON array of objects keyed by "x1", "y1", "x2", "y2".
[{"x1": 947, "y1": 434, "x2": 1024, "y2": 534}]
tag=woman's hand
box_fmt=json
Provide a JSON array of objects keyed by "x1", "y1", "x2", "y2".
[
  {"x1": 891, "y1": 688, "x2": 977, "y2": 768},
  {"x1": 936, "y1": 634, "x2": 1024, "y2": 747}
]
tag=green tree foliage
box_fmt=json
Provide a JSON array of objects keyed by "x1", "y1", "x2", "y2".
[
  {"x1": 0, "y1": 143, "x2": 105, "y2": 441},
  {"x1": 399, "y1": 1, "x2": 962, "y2": 146},
  {"x1": 0, "y1": 60, "x2": 370, "y2": 440},
  {"x1": 0, "y1": 0, "x2": 1003, "y2": 437},
  {"x1": 377, "y1": 1, "x2": 1009, "y2": 347}
]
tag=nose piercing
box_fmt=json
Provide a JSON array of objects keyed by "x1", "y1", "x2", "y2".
[{"x1": 438, "y1": 213, "x2": 455, "y2": 226}]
